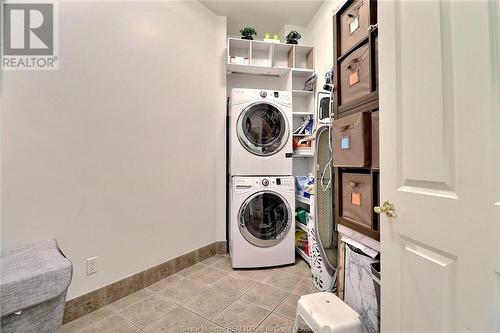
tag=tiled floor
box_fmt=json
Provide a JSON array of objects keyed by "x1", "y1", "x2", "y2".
[{"x1": 62, "y1": 255, "x2": 317, "y2": 333}]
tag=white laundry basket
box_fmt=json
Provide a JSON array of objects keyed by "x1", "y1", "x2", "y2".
[
  {"x1": 343, "y1": 239, "x2": 379, "y2": 333},
  {"x1": 307, "y1": 195, "x2": 337, "y2": 291}
]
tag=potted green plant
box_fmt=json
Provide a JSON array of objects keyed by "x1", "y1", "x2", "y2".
[
  {"x1": 240, "y1": 27, "x2": 257, "y2": 40},
  {"x1": 286, "y1": 30, "x2": 301, "y2": 44}
]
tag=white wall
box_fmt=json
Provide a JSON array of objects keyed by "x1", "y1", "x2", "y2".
[
  {"x1": 306, "y1": 0, "x2": 340, "y2": 89},
  {"x1": 281, "y1": 24, "x2": 310, "y2": 45},
  {"x1": 1, "y1": 1, "x2": 225, "y2": 299},
  {"x1": 215, "y1": 16, "x2": 228, "y2": 241}
]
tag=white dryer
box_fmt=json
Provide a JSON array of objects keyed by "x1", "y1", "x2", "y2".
[
  {"x1": 230, "y1": 88, "x2": 293, "y2": 176},
  {"x1": 229, "y1": 176, "x2": 295, "y2": 268}
]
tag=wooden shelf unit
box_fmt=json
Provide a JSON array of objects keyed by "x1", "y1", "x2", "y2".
[
  {"x1": 332, "y1": 0, "x2": 380, "y2": 242},
  {"x1": 332, "y1": 0, "x2": 378, "y2": 117}
]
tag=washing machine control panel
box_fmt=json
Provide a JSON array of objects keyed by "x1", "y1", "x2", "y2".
[
  {"x1": 231, "y1": 89, "x2": 291, "y2": 106},
  {"x1": 258, "y1": 177, "x2": 294, "y2": 190},
  {"x1": 276, "y1": 178, "x2": 293, "y2": 187}
]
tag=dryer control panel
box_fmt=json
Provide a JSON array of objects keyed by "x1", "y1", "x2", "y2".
[{"x1": 233, "y1": 176, "x2": 294, "y2": 192}]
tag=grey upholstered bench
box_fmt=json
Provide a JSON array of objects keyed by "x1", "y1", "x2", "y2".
[{"x1": 1, "y1": 239, "x2": 72, "y2": 333}]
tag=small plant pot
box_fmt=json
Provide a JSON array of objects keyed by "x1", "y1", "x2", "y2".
[
  {"x1": 286, "y1": 39, "x2": 298, "y2": 45},
  {"x1": 241, "y1": 35, "x2": 254, "y2": 40}
]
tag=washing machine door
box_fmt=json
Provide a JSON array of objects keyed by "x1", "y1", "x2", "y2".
[
  {"x1": 237, "y1": 102, "x2": 289, "y2": 156},
  {"x1": 238, "y1": 191, "x2": 292, "y2": 247}
]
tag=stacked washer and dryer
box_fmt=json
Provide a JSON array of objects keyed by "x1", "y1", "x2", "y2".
[{"x1": 229, "y1": 88, "x2": 296, "y2": 268}]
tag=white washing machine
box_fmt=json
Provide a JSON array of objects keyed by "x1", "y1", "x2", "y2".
[
  {"x1": 229, "y1": 88, "x2": 293, "y2": 176},
  {"x1": 229, "y1": 176, "x2": 295, "y2": 268}
]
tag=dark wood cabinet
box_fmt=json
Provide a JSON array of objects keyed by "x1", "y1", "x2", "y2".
[{"x1": 332, "y1": 0, "x2": 380, "y2": 241}]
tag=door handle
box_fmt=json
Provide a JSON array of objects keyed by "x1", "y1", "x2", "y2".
[{"x1": 374, "y1": 201, "x2": 397, "y2": 218}]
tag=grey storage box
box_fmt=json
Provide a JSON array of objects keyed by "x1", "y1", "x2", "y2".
[{"x1": 1, "y1": 240, "x2": 72, "y2": 333}]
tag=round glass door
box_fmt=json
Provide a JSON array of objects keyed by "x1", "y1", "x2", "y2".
[
  {"x1": 238, "y1": 191, "x2": 291, "y2": 247},
  {"x1": 237, "y1": 102, "x2": 289, "y2": 156}
]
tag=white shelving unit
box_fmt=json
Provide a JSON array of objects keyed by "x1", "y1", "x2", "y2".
[
  {"x1": 292, "y1": 90, "x2": 314, "y2": 96},
  {"x1": 293, "y1": 151, "x2": 314, "y2": 158},
  {"x1": 227, "y1": 38, "x2": 314, "y2": 76},
  {"x1": 295, "y1": 246, "x2": 310, "y2": 264},
  {"x1": 296, "y1": 220, "x2": 308, "y2": 232},
  {"x1": 226, "y1": 38, "x2": 316, "y2": 266},
  {"x1": 272, "y1": 43, "x2": 293, "y2": 68},
  {"x1": 295, "y1": 194, "x2": 312, "y2": 205}
]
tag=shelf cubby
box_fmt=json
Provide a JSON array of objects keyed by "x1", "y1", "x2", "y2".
[
  {"x1": 251, "y1": 41, "x2": 272, "y2": 67},
  {"x1": 294, "y1": 46, "x2": 314, "y2": 69},
  {"x1": 228, "y1": 38, "x2": 250, "y2": 62},
  {"x1": 226, "y1": 38, "x2": 315, "y2": 77},
  {"x1": 292, "y1": 90, "x2": 314, "y2": 96},
  {"x1": 292, "y1": 94, "x2": 314, "y2": 116},
  {"x1": 273, "y1": 43, "x2": 293, "y2": 68}
]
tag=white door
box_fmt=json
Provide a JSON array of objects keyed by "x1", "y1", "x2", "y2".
[{"x1": 379, "y1": 1, "x2": 500, "y2": 332}]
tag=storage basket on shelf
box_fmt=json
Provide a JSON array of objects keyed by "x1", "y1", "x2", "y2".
[
  {"x1": 333, "y1": 111, "x2": 371, "y2": 167},
  {"x1": 340, "y1": 43, "x2": 371, "y2": 107},
  {"x1": 371, "y1": 111, "x2": 379, "y2": 168},
  {"x1": 339, "y1": 0, "x2": 373, "y2": 55},
  {"x1": 341, "y1": 172, "x2": 373, "y2": 229}
]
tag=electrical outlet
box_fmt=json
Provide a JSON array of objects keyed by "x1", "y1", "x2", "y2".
[{"x1": 86, "y1": 257, "x2": 97, "y2": 275}]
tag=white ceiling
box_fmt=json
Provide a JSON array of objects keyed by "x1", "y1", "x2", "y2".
[{"x1": 201, "y1": 1, "x2": 324, "y2": 38}]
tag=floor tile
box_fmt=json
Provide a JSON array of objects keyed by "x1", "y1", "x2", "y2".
[
  {"x1": 274, "y1": 261, "x2": 311, "y2": 278},
  {"x1": 160, "y1": 277, "x2": 212, "y2": 304},
  {"x1": 230, "y1": 268, "x2": 271, "y2": 282},
  {"x1": 254, "y1": 313, "x2": 294, "y2": 333},
  {"x1": 177, "y1": 262, "x2": 208, "y2": 277},
  {"x1": 201, "y1": 320, "x2": 232, "y2": 333},
  {"x1": 188, "y1": 266, "x2": 227, "y2": 285},
  {"x1": 212, "y1": 300, "x2": 270, "y2": 332},
  {"x1": 147, "y1": 274, "x2": 182, "y2": 292},
  {"x1": 120, "y1": 294, "x2": 178, "y2": 328},
  {"x1": 210, "y1": 256, "x2": 233, "y2": 271},
  {"x1": 202, "y1": 255, "x2": 227, "y2": 266},
  {"x1": 290, "y1": 278, "x2": 317, "y2": 296},
  {"x1": 211, "y1": 274, "x2": 257, "y2": 298},
  {"x1": 80, "y1": 314, "x2": 138, "y2": 333},
  {"x1": 108, "y1": 288, "x2": 154, "y2": 312},
  {"x1": 62, "y1": 306, "x2": 115, "y2": 333},
  {"x1": 183, "y1": 287, "x2": 236, "y2": 318},
  {"x1": 142, "y1": 306, "x2": 207, "y2": 333},
  {"x1": 239, "y1": 283, "x2": 288, "y2": 311},
  {"x1": 273, "y1": 294, "x2": 300, "y2": 320},
  {"x1": 261, "y1": 272, "x2": 302, "y2": 292}
]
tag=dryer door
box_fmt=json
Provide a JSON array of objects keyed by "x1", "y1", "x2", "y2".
[
  {"x1": 237, "y1": 102, "x2": 289, "y2": 156},
  {"x1": 238, "y1": 191, "x2": 292, "y2": 247}
]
